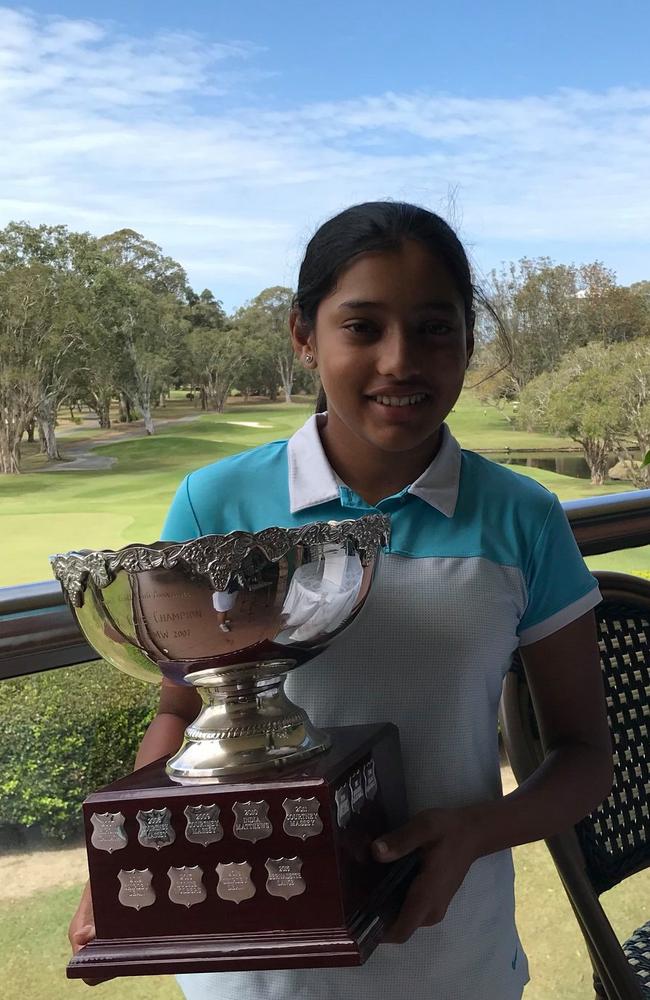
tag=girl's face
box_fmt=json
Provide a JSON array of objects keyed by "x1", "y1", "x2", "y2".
[{"x1": 293, "y1": 240, "x2": 474, "y2": 462}]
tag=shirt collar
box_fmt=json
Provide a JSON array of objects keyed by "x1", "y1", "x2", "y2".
[{"x1": 287, "y1": 413, "x2": 461, "y2": 518}]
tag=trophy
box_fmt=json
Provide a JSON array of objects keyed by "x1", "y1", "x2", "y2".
[{"x1": 51, "y1": 515, "x2": 416, "y2": 979}]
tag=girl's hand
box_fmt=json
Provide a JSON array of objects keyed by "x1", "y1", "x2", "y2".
[
  {"x1": 68, "y1": 882, "x2": 112, "y2": 986},
  {"x1": 372, "y1": 807, "x2": 480, "y2": 943}
]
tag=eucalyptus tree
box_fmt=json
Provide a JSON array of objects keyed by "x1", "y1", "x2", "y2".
[
  {"x1": 232, "y1": 287, "x2": 295, "y2": 402},
  {"x1": 95, "y1": 230, "x2": 189, "y2": 434},
  {"x1": 0, "y1": 263, "x2": 79, "y2": 472}
]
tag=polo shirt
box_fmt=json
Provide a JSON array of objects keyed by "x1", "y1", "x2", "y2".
[{"x1": 162, "y1": 414, "x2": 601, "y2": 1000}]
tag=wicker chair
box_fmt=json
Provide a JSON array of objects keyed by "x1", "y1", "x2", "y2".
[{"x1": 499, "y1": 571, "x2": 650, "y2": 1000}]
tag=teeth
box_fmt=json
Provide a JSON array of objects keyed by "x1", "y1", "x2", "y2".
[{"x1": 373, "y1": 393, "x2": 427, "y2": 407}]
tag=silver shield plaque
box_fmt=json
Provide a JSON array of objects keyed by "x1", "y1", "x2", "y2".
[
  {"x1": 232, "y1": 800, "x2": 272, "y2": 842},
  {"x1": 265, "y1": 857, "x2": 306, "y2": 900},
  {"x1": 184, "y1": 804, "x2": 224, "y2": 845},
  {"x1": 350, "y1": 769, "x2": 365, "y2": 813},
  {"x1": 282, "y1": 797, "x2": 323, "y2": 840},
  {"x1": 90, "y1": 811, "x2": 127, "y2": 853},
  {"x1": 335, "y1": 784, "x2": 351, "y2": 829},
  {"x1": 136, "y1": 806, "x2": 176, "y2": 849},
  {"x1": 216, "y1": 861, "x2": 256, "y2": 903},
  {"x1": 363, "y1": 759, "x2": 378, "y2": 801},
  {"x1": 167, "y1": 865, "x2": 207, "y2": 908},
  {"x1": 118, "y1": 868, "x2": 155, "y2": 910}
]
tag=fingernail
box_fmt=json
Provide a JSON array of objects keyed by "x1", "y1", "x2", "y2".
[{"x1": 374, "y1": 839, "x2": 389, "y2": 857}]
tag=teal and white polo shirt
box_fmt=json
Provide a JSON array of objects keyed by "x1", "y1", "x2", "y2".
[{"x1": 162, "y1": 414, "x2": 601, "y2": 1000}]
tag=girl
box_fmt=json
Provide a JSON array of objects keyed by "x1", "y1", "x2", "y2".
[{"x1": 69, "y1": 201, "x2": 612, "y2": 999}]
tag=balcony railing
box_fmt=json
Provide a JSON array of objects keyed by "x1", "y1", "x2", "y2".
[{"x1": 2, "y1": 488, "x2": 650, "y2": 682}]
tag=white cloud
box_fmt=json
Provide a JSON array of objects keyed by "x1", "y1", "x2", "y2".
[{"x1": 0, "y1": 6, "x2": 649, "y2": 308}]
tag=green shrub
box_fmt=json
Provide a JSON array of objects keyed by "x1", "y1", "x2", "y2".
[{"x1": 0, "y1": 661, "x2": 158, "y2": 840}]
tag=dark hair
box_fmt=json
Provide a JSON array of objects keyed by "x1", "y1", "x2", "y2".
[{"x1": 292, "y1": 201, "x2": 476, "y2": 413}]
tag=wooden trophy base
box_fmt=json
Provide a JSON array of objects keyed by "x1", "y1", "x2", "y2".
[{"x1": 68, "y1": 723, "x2": 416, "y2": 979}]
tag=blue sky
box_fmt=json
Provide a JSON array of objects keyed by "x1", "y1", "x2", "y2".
[{"x1": 1, "y1": 1, "x2": 649, "y2": 309}]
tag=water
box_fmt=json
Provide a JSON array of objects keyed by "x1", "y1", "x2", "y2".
[{"x1": 489, "y1": 451, "x2": 616, "y2": 480}]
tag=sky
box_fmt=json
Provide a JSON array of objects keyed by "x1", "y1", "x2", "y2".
[{"x1": 1, "y1": 1, "x2": 649, "y2": 311}]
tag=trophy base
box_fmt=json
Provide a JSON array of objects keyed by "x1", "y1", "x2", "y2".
[
  {"x1": 68, "y1": 855, "x2": 415, "y2": 977},
  {"x1": 68, "y1": 723, "x2": 415, "y2": 979}
]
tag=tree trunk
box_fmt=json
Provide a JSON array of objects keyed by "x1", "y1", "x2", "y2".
[
  {"x1": 38, "y1": 398, "x2": 62, "y2": 461},
  {"x1": 97, "y1": 401, "x2": 111, "y2": 430},
  {"x1": 579, "y1": 437, "x2": 611, "y2": 485},
  {"x1": 118, "y1": 392, "x2": 135, "y2": 423},
  {"x1": 0, "y1": 429, "x2": 21, "y2": 474},
  {"x1": 25, "y1": 419, "x2": 35, "y2": 443}
]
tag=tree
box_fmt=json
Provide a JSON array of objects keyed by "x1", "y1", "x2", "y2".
[
  {"x1": 485, "y1": 259, "x2": 650, "y2": 396},
  {"x1": 517, "y1": 345, "x2": 621, "y2": 484},
  {"x1": 187, "y1": 327, "x2": 249, "y2": 412},
  {"x1": 96, "y1": 231, "x2": 188, "y2": 435},
  {"x1": 0, "y1": 265, "x2": 78, "y2": 472},
  {"x1": 232, "y1": 287, "x2": 295, "y2": 402}
]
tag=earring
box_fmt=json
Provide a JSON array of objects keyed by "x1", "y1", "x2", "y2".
[{"x1": 304, "y1": 354, "x2": 314, "y2": 365}]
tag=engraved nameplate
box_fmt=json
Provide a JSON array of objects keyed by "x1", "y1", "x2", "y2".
[
  {"x1": 216, "y1": 861, "x2": 255, "y2": 903},
  {"x1": 265, "y1": 857, "x2": 306, "y2": 900},
  {"x1": 136, "y1": 807, "x2": 176, "y2": 849},
  {"x1": 168, "y1": 865, "x2": 207, "y2": 908},
  {"x1": 232, "y1": 800, "x2": 272, "y2": 842},
  {"x1": 118, "y1": 869, "x2": 155, "y2": 910},
  {"x1": 282, "y1": 797, "x2": 323, "y2": 840},
  {"x1": 350, "y1": 770, "x2": 365, "y2": 813},
  {"x1": 90, "y1": 811, "x2": 127, "y2": 853},
  {"x1": 184, "y1": 804, "x2": 223, "y2": 845},
  {"x1": 363, "y1": 759, "x2": 378, "y2": 801},
  {"x1": 335, "y1": 784, "x2": 351, "y2": 829}
]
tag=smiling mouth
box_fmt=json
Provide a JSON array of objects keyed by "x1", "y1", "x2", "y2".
[{"x1": 369, "y1": 393, "x2": 430, "y2": 407}]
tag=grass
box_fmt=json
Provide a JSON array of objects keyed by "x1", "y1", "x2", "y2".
[
  {"x1": 2, "y1": 849, "x2": 649, "y2": 1000},
  {"x1": 1, "y1": 389, "x2": 645, "y2": 586},
  {"x1": 0, "y1": 884, "x2": 181, "y2": 1000}
]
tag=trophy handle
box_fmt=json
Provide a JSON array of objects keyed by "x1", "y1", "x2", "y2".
[{"x1": 165, "y1": 660, "x2": 331, "y2": 782}]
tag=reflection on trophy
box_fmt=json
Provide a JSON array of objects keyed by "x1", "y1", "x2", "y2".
[{"x1": 51, "y1": 515, "x2": 415, "y2": 979}]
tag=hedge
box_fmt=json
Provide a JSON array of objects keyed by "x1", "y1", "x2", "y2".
[{"x1": 0, "y1": 661, "x2": 158, "y2": 840}]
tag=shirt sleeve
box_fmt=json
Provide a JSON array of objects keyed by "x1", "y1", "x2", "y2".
[
  {"x1": 160, "y1": 475, "x2": 202, "y2": 541},
  {"x1": 518, "y1": 494, "x2": 601, "y2": 646}
]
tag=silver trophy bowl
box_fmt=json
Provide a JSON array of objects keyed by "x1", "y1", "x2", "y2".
[{"x1": 51, "y1": 515, "x2": 389, "y2": 782}]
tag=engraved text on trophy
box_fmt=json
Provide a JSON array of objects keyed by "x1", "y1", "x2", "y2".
[
  {"x1": 335, "y1": 784, "x2": 351, "y2": 829},
  {"x1": 350, "y1": 770, "x2": 365, "y2": 813},
  {"x1": 90, "y1": 811, "x2": 127, "y2": 853},
  {"x1": 168, "y1": 866, "x2": 207, "y2": 907},
  {"x1": 184, "y1": 804, "x2": 224, "y2": 845},
  {"x1": 282, "y1": 797, "x2": 323, "y2": 840},
  {"x1": 118, "y1": 869, "x2": 155, "y2": 910},
  {"x1": 216, "y1": 861, "x2": 256, "y2": 903},
  {"x1": 136, "y1": 807, "x2": 176, "y2": 849},
  {"x1": 265, "y1": 857, "x2": 306, "y2": 900},
  {"x1": 232, "y1": 801, "x2": 272, "y2": 842},
  {"x1": 363, "y1": 759, "x2": 378, "y2": 801}
]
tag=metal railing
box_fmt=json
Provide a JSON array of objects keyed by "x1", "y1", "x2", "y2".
[{"x1": 2, "y1": 488, "x2": 650, "y2": 682}]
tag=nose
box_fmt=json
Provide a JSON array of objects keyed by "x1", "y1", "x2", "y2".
[{"x1": 375, "y1": 326, "x2": 422, "y2": 381}]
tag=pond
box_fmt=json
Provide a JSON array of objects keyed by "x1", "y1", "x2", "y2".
[{"x1": 488, "y1": 451, "x2": 620, "y2": 481}]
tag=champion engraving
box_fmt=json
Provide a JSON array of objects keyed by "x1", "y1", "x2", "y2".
[
  {"x1": 168, "y1": 866, "x2": 207, "y2": 908},
  {"x1": 282, "y1": 797, "x2": 323, "y2": 840},
  {"x1": 118, "y1": 869, "x2": 155, "y2": 910},
  {"x1": 184, "y1": 804, "x2": 224, "y2": 845},
  {"x1": 265, "y1": 857, "x2": 306, "y2": 900},
  {"x1": 90, "y1": 811, "x2": 127, "y2": 853},
  {"x1": 335, "y1": 784, "x2": 351, "y2": 829},
  {"x1": 363, "y1": 759, "x2": 378, "y2": 801},
  {"x1": 136, "y1": 807, "x2": 176, "y2": 849},
  {"x1": 232, "y1": 800, "x2": 272, "y2": 842},
  {"x1": 216, "y1": 861, "x2": 256, "y2": 903},
  {"x1": 350, "y1": 769, "x2": 365, "y2": 813}
]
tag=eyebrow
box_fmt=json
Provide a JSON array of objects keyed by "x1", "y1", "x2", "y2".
[{"x1": 336, "y1": 298, "x2": 459, "y2": 314}]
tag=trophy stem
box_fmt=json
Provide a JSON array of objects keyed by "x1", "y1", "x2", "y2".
[{"x1": 165, "y1": 660, "x2": 331, "y2": 782}]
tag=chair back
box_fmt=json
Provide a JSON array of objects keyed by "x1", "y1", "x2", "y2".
[{"x1": 500, "y1": 571, "x2": 650, "y2": 1000}]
